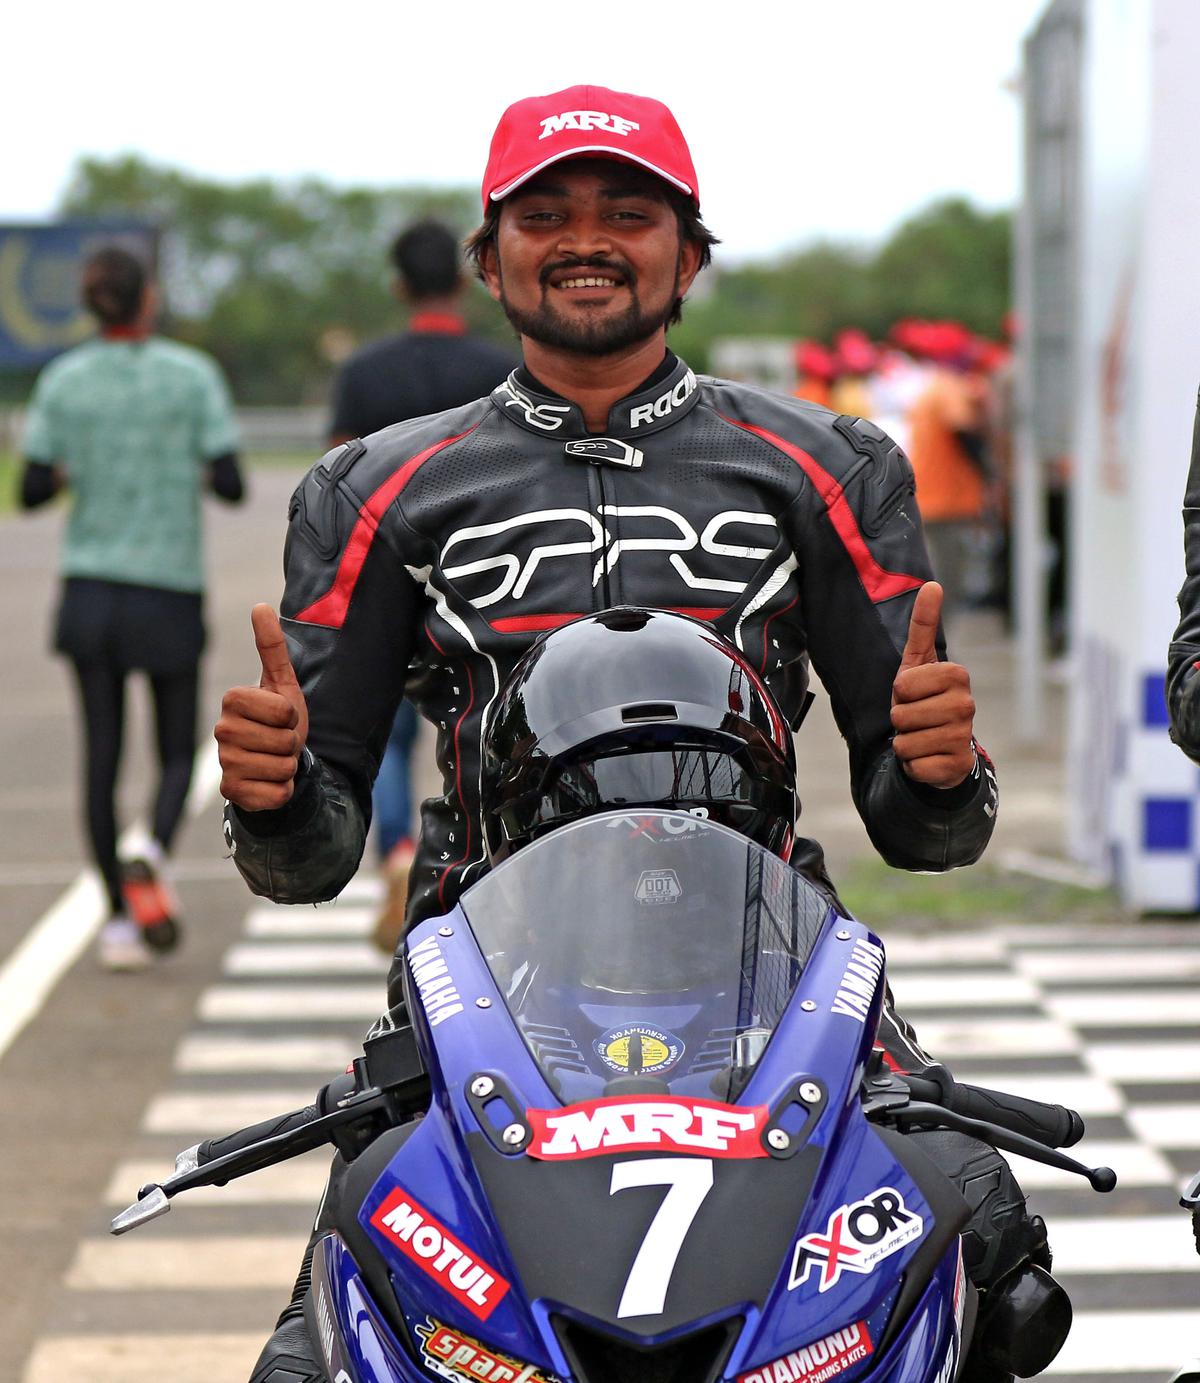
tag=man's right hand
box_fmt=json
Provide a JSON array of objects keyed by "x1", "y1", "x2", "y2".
[{"x1": 215, "y1": 604, "x2": 310, "y2": 811}]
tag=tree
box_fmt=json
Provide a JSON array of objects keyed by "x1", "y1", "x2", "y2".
[
  {"x1": 60, "y1": 157, "x2": 509, "y2": 404},
  {"x1": 672, "y1": 198, "x2": 1011, "y2": 371},
  {"x1": 56, "y1": 158, "x2": 1011, "y2": 398}
]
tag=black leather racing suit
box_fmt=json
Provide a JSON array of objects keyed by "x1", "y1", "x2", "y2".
[
  {"x1": 225, "y1": 351, "x2": 997, "y2": 1045},
  {"x1": 228, "y1": 353, "x2": 1043, "y2": 1383},
  {"x1": 1169, "y1": 390, "x2": 1200, "y2": 757}
]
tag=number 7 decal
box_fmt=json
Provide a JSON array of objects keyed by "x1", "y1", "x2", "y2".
[{"x1": 610, "y1": 1158, "x2": 715, "y2": 1318}]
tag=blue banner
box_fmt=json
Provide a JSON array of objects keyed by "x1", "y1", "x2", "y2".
[{"x1": 0, "y1": 221, "x2": 158, "y2": 369}]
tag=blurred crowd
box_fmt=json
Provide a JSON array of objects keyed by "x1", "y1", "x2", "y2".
[{"x1": 792, "y1": 318, "x2": 1043, "y2": 637}]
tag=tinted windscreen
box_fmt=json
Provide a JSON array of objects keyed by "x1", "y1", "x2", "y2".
[{"x1": 459, "y1": 810, "x2": 836, "y2": 1103}]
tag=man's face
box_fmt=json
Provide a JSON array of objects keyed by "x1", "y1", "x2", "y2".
[{"x1": 480, "y1": 162, "x2": 702, "y2": 357}]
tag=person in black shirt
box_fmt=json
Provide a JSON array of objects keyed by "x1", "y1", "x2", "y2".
[{"x1": 327, "y1": 221, "x2": 513, "y2": 949}]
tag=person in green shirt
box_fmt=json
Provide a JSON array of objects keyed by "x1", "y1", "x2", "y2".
[{"x1": 20, "y1": 245, "x2": 245, "y2": 970}]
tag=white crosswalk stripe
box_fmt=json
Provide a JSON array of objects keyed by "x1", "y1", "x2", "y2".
[
  {"x1": 24, "y1": 908, "x2": 1200, "y2": 1382},
  {"x1": 224, "y1": 941, "x2": 389, "y2": 976},
  {"x1": 175, "y1": 1034, "x2": 359, "y2": 1073}
]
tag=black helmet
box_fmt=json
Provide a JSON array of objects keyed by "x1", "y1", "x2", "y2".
[{"x1": 481, "y1": 608, "x2": 797, "y2": 861}]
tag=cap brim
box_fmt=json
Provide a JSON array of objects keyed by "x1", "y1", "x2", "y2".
[{"x1": 490, "y1": 145, "x2": 695, "y2": 202}]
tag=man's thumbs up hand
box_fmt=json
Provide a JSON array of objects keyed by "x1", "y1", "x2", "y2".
[
  {"x1": 215, "y1": 605, "x2": 310, "y2": 811},
  {"x1": 891, "y1": 582, "x2": 977, "y2": 789}
]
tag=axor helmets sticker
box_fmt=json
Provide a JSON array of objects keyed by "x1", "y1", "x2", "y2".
[
  {"x1": 737, "y1": 1320, "x2": 873, "y2": 1383},
  {"x1": 594, "y1": 1024, "x2": 684, "y2": 1075},
  {"x1": 525, "y1": 1095, "x2": 769, "y2": 1160},
  {"x1": 415, "y1": 1318, "x2": 561, "y2": 1383},
  {"x1": 788, "y1": 1186, "x2": 924, "y2": 1294},
  {"x1": 635, "y1": 868, "x2": 682, "y2": 904}
]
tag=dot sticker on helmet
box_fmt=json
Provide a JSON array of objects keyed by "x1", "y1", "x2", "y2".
[{"x1": 635, "y1": 868, "x2": 682, "y2": 904}]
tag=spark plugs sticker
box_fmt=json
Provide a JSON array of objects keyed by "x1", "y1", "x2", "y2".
[{"x1": 416, "y1": 1318, "x2": 561, "y2": 1383}]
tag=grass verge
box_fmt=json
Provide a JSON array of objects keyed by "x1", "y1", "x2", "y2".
[{"x1": 837, "y1": 855, "x2": 1129, "y2": 931}]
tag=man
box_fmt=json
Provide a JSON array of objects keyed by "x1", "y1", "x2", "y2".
[
  {"x1": 21, "y1": 245, "x2": 243, "y2": 969},
  {"x1": 326, "y1": 220, "x2": 512, "y2": 949},
  {"x1": 216, "y1": 87, "x2": 1041, "y2": 1381},
  {"x1": 1169, "y1": 393, "x2": 1200, "y2": 756},
  {"x1": 906, "y1": 328, "x2": 994, "y2": 622}
]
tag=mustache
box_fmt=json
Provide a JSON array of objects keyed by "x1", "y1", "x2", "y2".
[{"x1": 539, "y1": 256, "x2": 636, "y2": 288}]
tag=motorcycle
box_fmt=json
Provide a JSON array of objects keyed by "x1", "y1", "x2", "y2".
[
  {"x1": 114, "y1": 808, "x2": 1116, "y2": 1382},
  {"x1": 1168, "y1": 1170, "x2": 1200, "y2": 1383}
]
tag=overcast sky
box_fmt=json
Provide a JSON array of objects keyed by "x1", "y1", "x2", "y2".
[{"x1": 5, "y1": 0, "x2": 1049, "y2": 261}]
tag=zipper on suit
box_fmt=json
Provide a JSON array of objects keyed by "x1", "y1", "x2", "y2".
[{"x1": 586, "y1": 458, "x2": 613, "y2": 609}]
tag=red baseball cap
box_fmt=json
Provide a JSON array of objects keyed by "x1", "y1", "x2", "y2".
[{"x1": 482, "y1": 84, "x2": 700, "y2": 211}]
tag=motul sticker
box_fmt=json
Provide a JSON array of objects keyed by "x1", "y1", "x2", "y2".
[
  {"x1": 738, "y1": 1320, "x2": 874, "y2": 1383},
  {"x1": 415, "y1": 1318, "x2": 561, "y2": 1383},
  {"x1": 594, "y1": 1024, "x2": 683, "y2": 1075},
  {"x1": 370, "y1": 1188, "x2": 509, "y2": 1320},
  {"x1": 525, "y1": 1095, "x2": 768, "y2": 1160},
  {"x1": 789, "y1": 1187, "x2": 923, "y2": 1293}
]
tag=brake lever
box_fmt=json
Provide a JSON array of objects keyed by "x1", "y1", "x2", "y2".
[
  {"x1": 888, "y1": 1100, "x2": 1117, "y2": 1192},
  {"x1": 110, "y1": 1093, "x2": 389, "y2": 1235}
]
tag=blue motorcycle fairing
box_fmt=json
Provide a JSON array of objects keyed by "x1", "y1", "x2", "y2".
[
  {"x1": 312, "y1": 1233, "x2": 422, "y2": 1382},
  {"x1": 330, "y1": 813, "x2": 973, "y2": 1382}
]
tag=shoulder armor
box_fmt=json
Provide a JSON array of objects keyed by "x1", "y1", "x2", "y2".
[
  {"x1": 832, "y1": 414, "x2": 916, "y2": 538},
  {"x1": 288, "y1": 438, "x2": 368, "y2": 562}
]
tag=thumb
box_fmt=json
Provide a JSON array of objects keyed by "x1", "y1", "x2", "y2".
[
  {"x1": 898, "y1": 581, "x2": 943, "y2": 672},
  {"x1": 252, "y1": 604, "x2": 300, "y2": 691}
]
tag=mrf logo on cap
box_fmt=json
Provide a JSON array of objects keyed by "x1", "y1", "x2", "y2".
[
  {"x1": 539, "y1": 110, "x2": 639, "y2": 140},
  {"x1": 482, "y1": 84, "x2": 699, "y2": 209}
]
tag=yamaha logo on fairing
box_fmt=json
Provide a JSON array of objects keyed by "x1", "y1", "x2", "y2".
[
  {"x1": 830, "y1": 937, "x2": 885, "y2": 1023},
  {"x1": 789, "y1": 1186, "x2": 923, "y2": 1293},
  {"x1": 628, "y1": 369, "x2": 697, "y2": 428},
  {"x1": 525, "y1": 1096, "x2": 768, "y2": 1160},
  {"x1": 316, "y1": 1283, "x2": 335, "y2": 1368},
  {"x1": 408, "y1": 934, "x2": 464, "y2": 1027},
  {"x1": 539, "y1": 110, "x2": 640, "y2": 140}
]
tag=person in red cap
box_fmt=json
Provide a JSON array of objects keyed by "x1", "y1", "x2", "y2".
[{"x1": 216, "y1": 86, "x2": 1054, "y2": 1382}]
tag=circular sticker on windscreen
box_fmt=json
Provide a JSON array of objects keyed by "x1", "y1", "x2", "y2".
[{"x1": 594, "y1": 1024, "x2": 684, "y2": 1075}]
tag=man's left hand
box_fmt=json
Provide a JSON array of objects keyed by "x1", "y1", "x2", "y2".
[{"x1": 891, "y1": 581, "x2": 977, "y2": 789}]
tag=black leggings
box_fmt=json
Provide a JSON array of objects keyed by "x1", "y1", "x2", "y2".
[{"x1": 70, "y1": 660, "x2": 198, "y2": 916}]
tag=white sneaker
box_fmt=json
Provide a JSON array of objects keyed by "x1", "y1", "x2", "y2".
[{"x1": 98, "y1": 916, "x2": 151, "y2": 972}]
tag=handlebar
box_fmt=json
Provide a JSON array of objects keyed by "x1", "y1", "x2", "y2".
[
  {"x1": 905, "y1": 1065, "x2": 1084, "y2": 1150},
  {"x1": 111, "y1": 1028, "x2": 429, "y2": 1234},
  {"x1": 872, "y1": 1061, "x2": 1115, "y2": 1192},
  {"x1": 196, "y1": 1073, "x2": 356, "y2": 1168}
]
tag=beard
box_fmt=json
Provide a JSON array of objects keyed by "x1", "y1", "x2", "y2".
[{"x1": 498, "y1": 256, "x2": 679, "y2": 357}]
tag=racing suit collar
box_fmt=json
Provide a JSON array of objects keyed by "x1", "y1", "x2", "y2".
[{"x1": 491, "y1": 351, "x2": 700, "y2": 439}]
